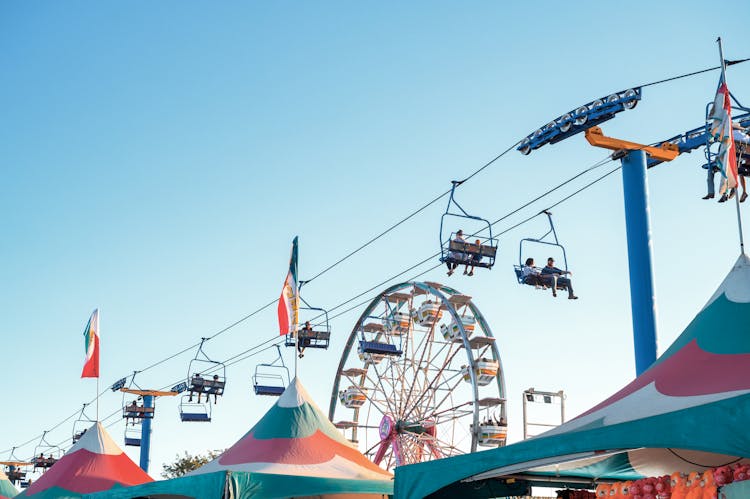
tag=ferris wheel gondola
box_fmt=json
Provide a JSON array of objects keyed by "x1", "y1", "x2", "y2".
[{"x1": 329, "y1": 281, "x2": 507, "y2": 471}]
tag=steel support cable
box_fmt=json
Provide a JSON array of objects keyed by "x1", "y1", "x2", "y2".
[
  {"x1": 639, "y1": 59, "x2": 749, "y2": 89},
  {"x1": 324, "y1": 156, "x2": 619, "y2": 323},
  {"x1": 303, "y1": 141, "x2": 522, "y2": 286},
  {"x1": 0, "y1": 154, "x2": 612, "y2": 457},
  {"x1": 7, "y1": 61, "x2": 749, "y2": 456}
]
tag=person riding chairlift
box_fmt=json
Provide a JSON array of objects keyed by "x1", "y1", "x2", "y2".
[
  {"x1": 446, "y1": 230, "x2": 466, "y2": 276},
  {"x1": 704, "y1": 122, "x2": 750, "y2": 203}
]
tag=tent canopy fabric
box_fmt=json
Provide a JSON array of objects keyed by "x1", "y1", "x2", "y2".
[
  {"x1": 395, "y1": 254, "x2": 750, "y2": 499},
  {"x1": 85, "y1": 378, "x2": 393, "y2": 499},
  {"x1": 16, "y1": 422, "x2": 152, "y2": 498},
  {"x1": 190, "y1": 377, "x2": 391, "y2": 482},
  {"x1": 0, "y1": 469, "x2": 18, "y2": 499}
]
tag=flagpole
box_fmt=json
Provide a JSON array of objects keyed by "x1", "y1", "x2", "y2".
[
  {"x1": 96, "y1": 309, "x2": 100, "y2": 422},
  {"x1": 718, "y1": 37, "x2": 746, "y2": 254}
]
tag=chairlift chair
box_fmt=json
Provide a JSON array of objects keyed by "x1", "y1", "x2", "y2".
[
  {"x1": 2, "y1": 451, "x2": 31, "y2": 484},
  {"x1": 357, "y1": 321, "x2": 402, "y2": 361},
  {"x1": 178, "y1": 395, "x2": 212, "y2": 422},
  {"x1": 285, "y1": 305, "x2": 332, "y2": 350},
  {"x1": 186, "y1": 339, "x2": 227, "y2": 405},
  {"x1": 514, "y1": 210, "x2": 571, "y2": 293},
  {"x1": 124, "y1": 425, "x2": 142, "y2": 447},
  {"x1": 439, "y1": 181, "x2": 498, "y2": 272},
  {"x1": 253, "y1": 345, "x2": 290, "y2": 397},
  {"x1": 32, "y1": 432, "x2": 61, "y2": 470},
  {"x1": 72, "y1": 403, "x2": 95, "y2": 444}
]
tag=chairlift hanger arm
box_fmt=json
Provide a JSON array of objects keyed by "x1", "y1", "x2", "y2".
[{"x1": 585, "y1": 126, "x2": 679, "y2": 162}]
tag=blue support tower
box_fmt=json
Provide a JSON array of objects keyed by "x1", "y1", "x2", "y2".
[
  {"x1": 139, "y1": 395, "x2": 153, "y2": 472},
  {"x1": 621, "y1": 150, "x2": 659, "y2": 375}
]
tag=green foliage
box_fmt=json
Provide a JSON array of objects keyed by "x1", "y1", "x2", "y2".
[{"x1": 160, "y1": 450, "x2": 223, "y2": 479}]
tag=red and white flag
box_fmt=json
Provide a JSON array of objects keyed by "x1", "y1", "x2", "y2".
[
  {"x1": 277, "y1": 237, "x2": 299, "y2": 336},
  {"x1": 81, "y1": 309, "x2": 100, "y2": 378},
  {"x1": 709, "y1": 75, "x2": 738, "y2": 189}
]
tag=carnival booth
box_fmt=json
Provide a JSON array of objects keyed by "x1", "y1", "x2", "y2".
[
  {"x1": 395, "y1": 255, "x2": 750, "y2": 499},
  {"x1": 84, "y1": 378, "x2": 393, "y2": 499},
  {"x1": 15, "y1": 423, "x2": 152, "y2": 499}
]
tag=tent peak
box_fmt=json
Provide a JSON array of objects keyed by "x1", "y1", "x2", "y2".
[{"x1": 703, "y1": 253, "x2": 750, "y2": 309}]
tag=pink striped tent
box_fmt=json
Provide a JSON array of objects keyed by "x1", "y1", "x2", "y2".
[{"x1": 17, "y1": 423, "x2": 152, "y2": 499}]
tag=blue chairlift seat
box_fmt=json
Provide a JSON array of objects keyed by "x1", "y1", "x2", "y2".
[
  {"x1": 254, "y1": 384, "x2": 286, "y2": 396},
  {"x1": 180, "y1": 412, "x2": 211, "y2": 422},
  {"x1": 124, "y1": 423, "x2": 142, "y2": 447},
  {"x1": 123, "y1": 405, "x2": 155, "y2": 420},
  {"x1": 514, "y1": 265, "x2": 570, "y2": 291},
  {"x1": 442, "y1": 239, "x2": 497, "y2": 268},
  {"x1": 124, "y1": 436, "x2": 141, "y2": 447},
  {"x1": 189, "y1": 375, "x2": 226, "y2": 396},
  {"x1": 359, "y1": 340, "x2": 402, "y2": 357},
  {"x1": 285, "y1": 328, "x2": 331, "y2": 349},
  {"x1": 179, "y1": 396, "x2": 212, "y2": 422}
]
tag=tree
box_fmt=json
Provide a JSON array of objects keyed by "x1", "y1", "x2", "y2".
[{"x1": 160, "y1": 450, "x2": 223, "y2": 479}]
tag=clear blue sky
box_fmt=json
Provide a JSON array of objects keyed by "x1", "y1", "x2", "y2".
[{"x1": 2, "y1": 0, "x2": 748, "y2": 477}]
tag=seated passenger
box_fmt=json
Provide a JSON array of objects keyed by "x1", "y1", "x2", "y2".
[
  {"x1": 298, "y1": 321, "x2": 313, "y2": 358},
  {"x1": 446, "y1": 230, "x2": 466, "y2": 276},
  {"x1": 126, "y1": 401, "x2": 139, "y2": 424},
  {"x1": 464, "y1": 239, "x2": 482, "y2": 276},
  {"x1": 210, "y1": 374, "x2": 221, "y2": 402},
  {"x1": 189, "y1": 374, "x2": 204, "y2": 402},
  {"x1": 541, "y1": 257, "x2": 578, "y2": 299},
  {"x1": 521, "y1": 258, "x2": 545, "y2": 287}
]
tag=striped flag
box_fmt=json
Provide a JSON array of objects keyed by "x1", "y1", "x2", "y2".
[
  {"x1": 277, "y1": 237, "x2": 299, "y2": 336},
  {"x1": 709, "y1": 75, "x2": 738, "y2": 190},
  {"x1": 81, "y1": 309, "x2": 100, "y2": 378}
]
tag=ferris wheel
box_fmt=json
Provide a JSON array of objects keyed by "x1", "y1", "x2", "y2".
[{"x1": 328, "y1": 281, "x2": 507, "y2": 471}]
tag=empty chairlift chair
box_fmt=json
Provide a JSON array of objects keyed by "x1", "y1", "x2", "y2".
[
  {"x1": 439, "y1": 180, "x2": 499, "y2": 274},
  {"x1": 179, "y1": 395, "x2": 212, "y2": 422},
  {"x1": 358, "y1": 322, "x2": 402, "y2": 362},
  {"x1": 253, "y1": 345, "x2": 290, "y2": 397},
  {"x1": 124, "y1": 425, "x2": 142, "y2": 447}
]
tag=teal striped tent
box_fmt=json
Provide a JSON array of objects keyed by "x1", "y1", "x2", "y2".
[
  {"x1": 0, "y1": 469, "x2": 18, "y2": 499},
  {"x1": 85, "y1": 378, "x2": 393, "y2": 499},
  {"x1": 395, "y1": 255, "x2": 750, "y2": 498}
]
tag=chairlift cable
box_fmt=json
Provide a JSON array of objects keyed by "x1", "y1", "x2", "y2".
[
  {"x1": 1, "y1": 149, "x2": 615, "y2": 455},
  {"x1": 639, "y1": 59, "x2": 749, "y2": 89}
]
